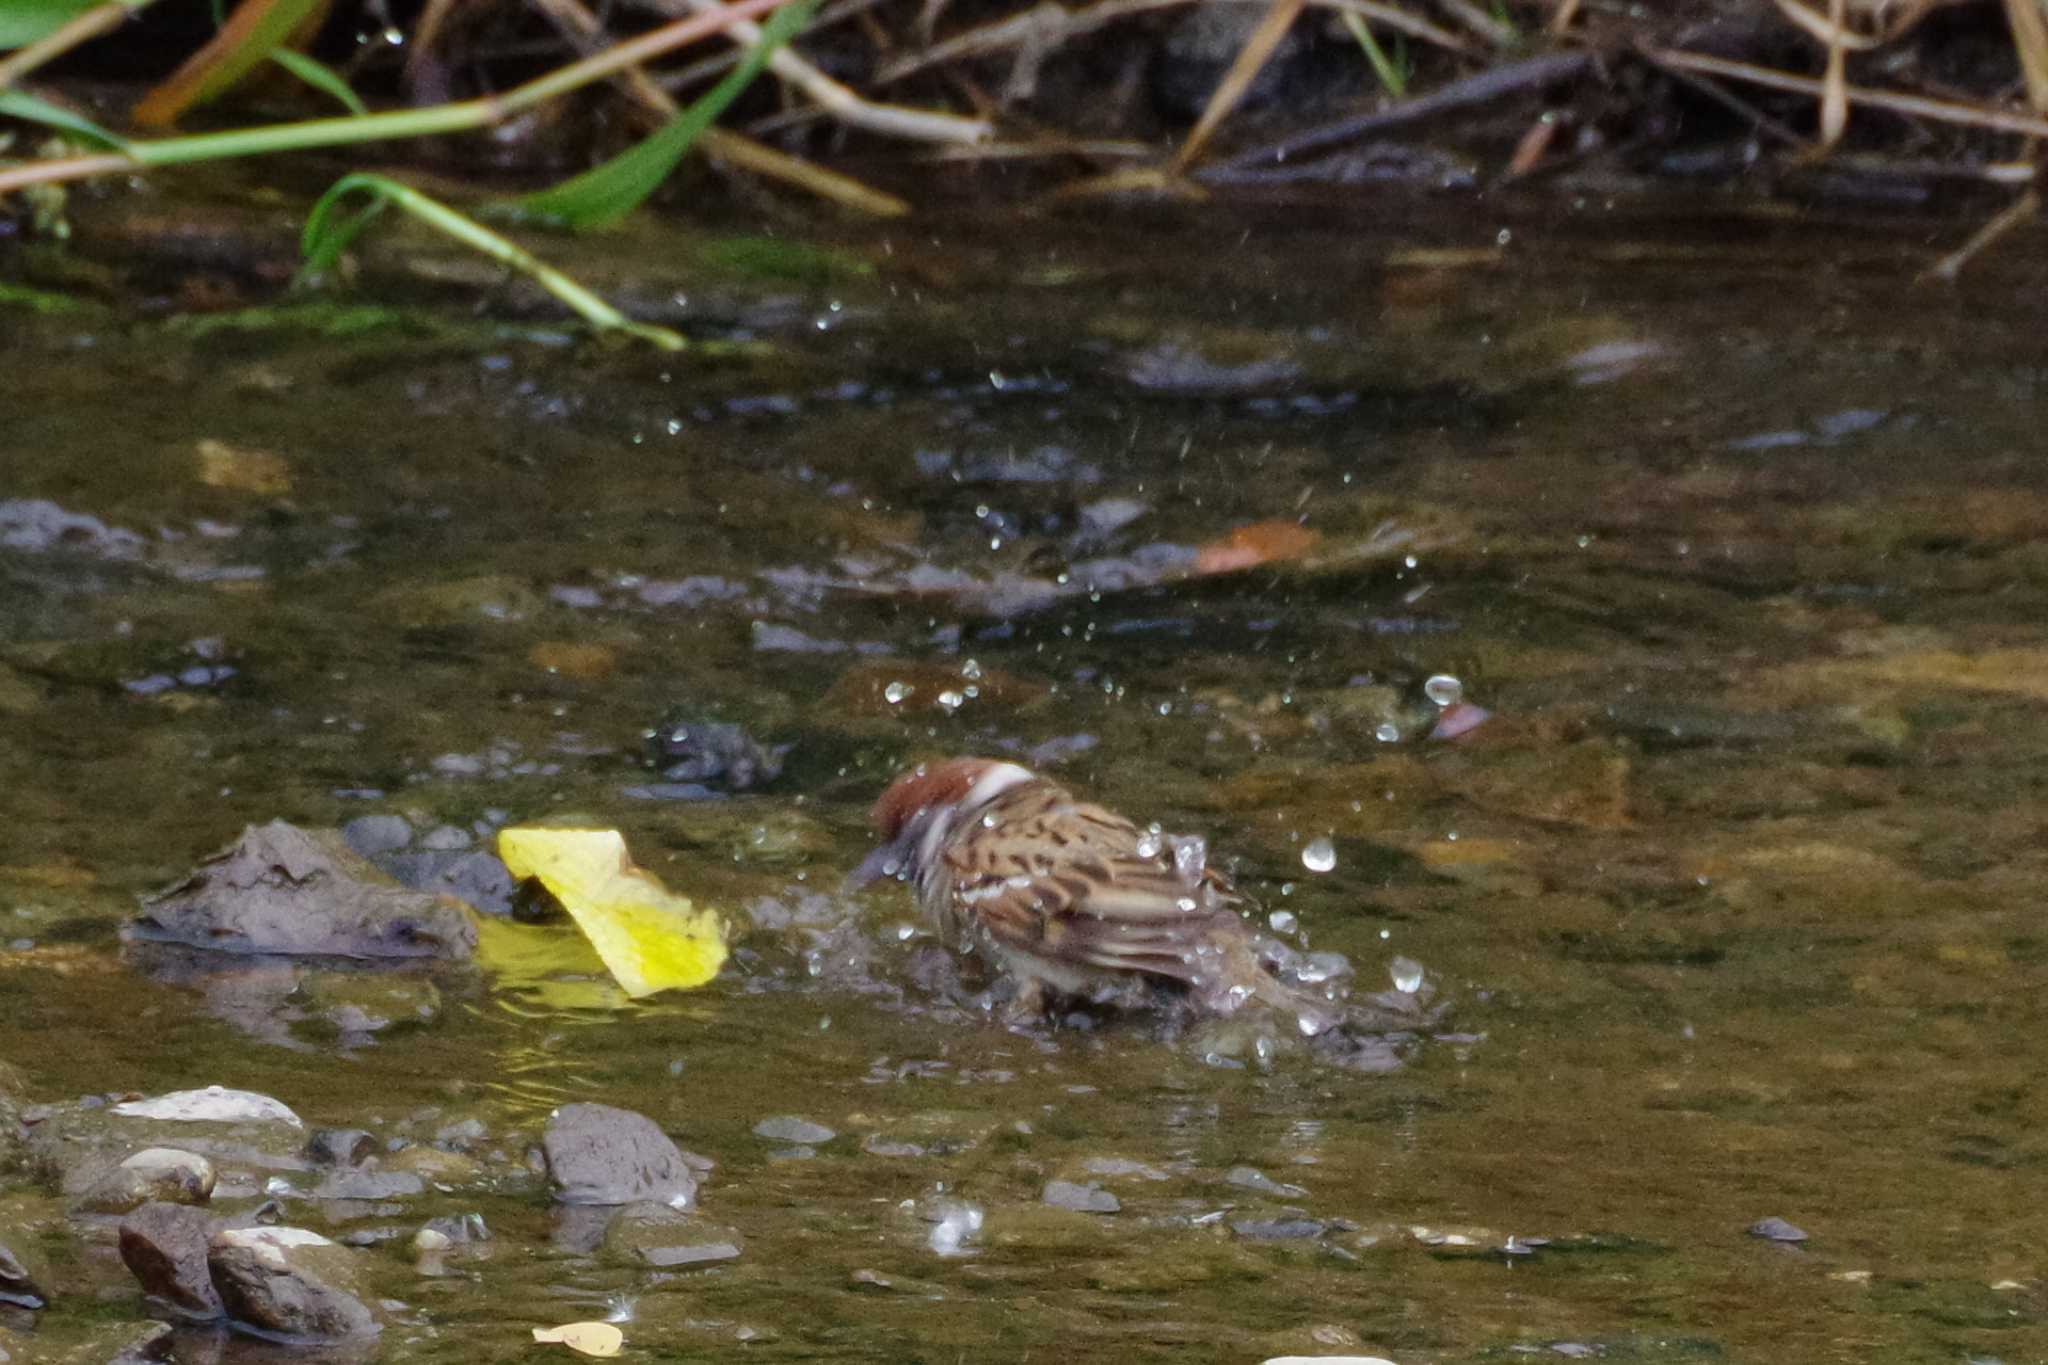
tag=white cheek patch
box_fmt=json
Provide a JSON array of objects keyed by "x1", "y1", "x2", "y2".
[
  {"x1": 919, "y1": 762, "x2": 1035, "y2": 869},
  {"x1": 960, "y1": 762, "x2": 1034, "y2": 811}
]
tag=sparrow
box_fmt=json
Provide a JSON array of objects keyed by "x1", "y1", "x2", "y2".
[{"x1": 851, "y1": 757, "x2": 1338, "y2": 1035}]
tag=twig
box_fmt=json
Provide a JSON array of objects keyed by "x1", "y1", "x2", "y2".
[
  {"x1": 1652, "y1": 54, "x2": 1811, "y2": 150},
  {"x1": 0, "y1": 0, "x2": 156, "y2": 88},
  {"x1": 655, "y1": 0, "x2": 889, "y2": 92},
  {"x1": 1173, "y1": 0, "x2": 1306, "y2": 170},
  {"x1": 0, "y1": 0, "x2": 804, "y2": 196},
  {"x1": 1200, "y1": 48, "x2": 1592, "y2": 178},
  {"x1": 1644, "y1": 46, "x2": 2048, "y2": 138},
  {"x1": 1432, "y1": 0, "x2": 1517, "y2": 48},
  {"x1": 528, "y1": 0, "x2": 910, "y2": 214},
  {"x1": 1922, "y1": 188, "x2": 2039, "y2": 281},
  {"x1": 674, "y1": 0, "x2": 991, "y2": 143},
  {"x1": 874, "y1": 0, "x2": 1472, "y2": 87}
]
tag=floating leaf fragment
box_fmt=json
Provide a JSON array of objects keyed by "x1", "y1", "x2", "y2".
[
  {"x1": 1194, "y1": 518, "x2": 1320, "y2": 575},
  {"x1": 497, "y1": 827, "x2": 726, "y2": 998},
  {"x1": 532, "y1": 1321, "x2": 624, "y2": 1357}
]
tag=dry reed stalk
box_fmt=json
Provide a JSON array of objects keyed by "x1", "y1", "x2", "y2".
[
  {"x1": 1172, "y1": 0, "x2": 1306, "y2": 170},
  {"x1": 530, "y1": 0, "x2": 911, "y2": 214},
  {"x1": 1645, "y1": 46, "x2": 2048, "y2": 138},
  {"x1": 671, "y1": 0, "x2": 991, "y2": 142}
]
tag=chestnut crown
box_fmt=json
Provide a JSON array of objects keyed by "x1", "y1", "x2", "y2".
[{"x1": 868, "y1": 757, "x2": 1014, "y2": 840}]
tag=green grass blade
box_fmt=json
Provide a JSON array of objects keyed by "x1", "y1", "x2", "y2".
[
  {"x1": 0, "y1": 88, "x2": 132, "y2": 149},
  {"x1": 269, "y1": 48, "x2": 367, "y2": 116},
  {"x1": 300, "y1": 171, "x2": 392, "y2": 274},
  {"x1": 298, "y1": 170, "x2": 686, "y2": 349},
  {"x1": 500, "y1": 0, "x2": 816, "y2": 230},
  {"x1": 0, "y1": 0, "x2": 101, "y2": 48},
  {"x1": 1339, "y1": 11, "x2": 1406, "y2": 99}
]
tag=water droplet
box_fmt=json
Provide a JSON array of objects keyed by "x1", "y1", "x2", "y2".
[
  {"x1": 1390, "y1": 956, "x2": 1425, "y2": 993},
  {"x1": 1170, "y1": 835, "x2": 1207, "y2": 882},
  {"x1": 883, "y1": 681, "x2": 911, "y2": 705},
  {"x1": 1423, "y1": 673, "x2": 1463, "y2": 707},
  {"x1": 1301, "y1": 837, "x2": 1337, "y2": 873},
  {"x1": 1135, "y1": 831, "x2": 1163, "y2": 859},
  {"x1": 961, "y1": 658, "x2": 983, "y2": 680},
  {"x1": 1269, "y1": 909, "x2": 1298, "y2": 934},
  {"x1": 1374, "y1": 722, "x2": 1401, "y2": 743},
  {"x1": 936, "y1": 689, "x2": 965, "y2": 713}
]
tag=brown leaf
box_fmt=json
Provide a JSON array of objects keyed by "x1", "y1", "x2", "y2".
[{"x1": 1194, "y1": 518, "x2": 1319, "y2": 575}]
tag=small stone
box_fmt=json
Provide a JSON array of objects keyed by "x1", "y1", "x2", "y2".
[
  {"x1": 1042, "y1": 1180, "x2": 1120, "y2": 1214},
  {"x1": 602, "y1": 1202, "x2": 743, "y2": 1267},
  {"x1": 208, "y1": 1227, "x2": 379, "y2": 1343},
  {"x1": 305, "y1": 1128, "x2": 377, "y2": 1167},
  {"x1": 105, "y1": 1321, "x2": 176, "y2": 1365},
  {"x1": 752, "y1": 1115, "x2": 836, "y2": 1145},
  {"x1": 1226, "y1": 1166, "x2": 1307, "y2": 1199},
  {"x1": 435, "y1": 1117, "x2": 488, "y2": 1150},
  {"x1": 110, "y1": 1086, "x2": 300, "y2": 1127},
  {"x1": 1749, "y1": 1216, "x2": 1808, "y2": 1242},
  {"x1": 310, "y1": 1170, "x2": 425, "y2": 1201},
  {"x1": 543, "y1": 1103, "x2": 696, "y2": 1208},
  {"x1": 0, "y1": 1239, "x2": 48, "y2": 1309},
  {"x1": 77, "y1": 1148, "x2": 217, "y2": 1214},
  {"x1": 860, "y1": 1136, "x2": 927, "y2": 1158},
  {"x1": 1230, "y1": 1217, "x2": 1326, "y2": 1240},
  {"x1": 340, "y1": 815, "x2": 414, "y2": 858},
  {"x1": 120, "y1": 1203, "x2": 222, "y2": 1319},
  {"x1": 384, "y1": 1144, "x2": 486, "y2": 1187},
  {"x1": 420, "y1": 1213, "x2": 490, "y2": 1244}
]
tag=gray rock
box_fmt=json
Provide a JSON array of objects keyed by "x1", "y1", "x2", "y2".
[
  {"x1": 105, "y1": 1321, "x2": 176, "y2": 1364},
  {"x1": 309, "y1": 1169, "x2": 425, "y2": 1201},
  {"x1": 130, "y1": 821, "x2": 477, "y2": 959},
  {"x1": 119, "y1": 1202, "x2": 223, "y2": 1320},
  {"x1": 1041, "y1": 1180, "x2": 1120, "y2": 1214},
  {"x1": 1229, "y1": 1216, "x2": 1326, "y2": 1240},
  {"x1": 1749, "y1": 1216, "x2": 1808, "y2": 1242},
  {"x1": 420, "y1": 1213, "x2": 490, "y2": 1245},
  {"x1": 76, "y1": 1147, "x2": 216, "y2": 1214},
  {"x1": 304, "y1": 1128, "x2": 376, "y2": 1167},
  {"x1": 1081, "y1": 1157, "x2": 1169, "y2": 1181},
  {"x1": 340, "y1": 815, "x2": 414, "y2": 859},
  {"x1": 208, "y1": 1227, "x2": 379, "y2": 1343},
  {"x1": 752, "y1": 1116, "x2": 835, "y2": 1145},
  {"x1": 0, "y1": 1239, "x2": 46, "y2": 1309},
  {"x1": 1225, "y1": 1165, "x2": 1307, "y2": 1199},
  {"x1": 377, "y1": 849, "x2": 517, "y2": 917},
  {"x1": 602, "y1": 1202, "x2": 743, "y2": 1268},
  {"x1": 542, "y1": 1103, "x2": 695, "y2": 1208}
]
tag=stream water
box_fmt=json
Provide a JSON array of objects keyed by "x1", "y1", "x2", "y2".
[{"x1": 4, "y1": 193, "x2": 2048, "y2": 1363}]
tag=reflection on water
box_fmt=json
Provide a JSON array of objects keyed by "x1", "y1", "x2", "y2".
[{"x1": 5, "y1": 201, "x2": 2048, "y2": 1361}]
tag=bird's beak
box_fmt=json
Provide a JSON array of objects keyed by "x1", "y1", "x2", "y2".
[{"x1": 844, "y1": 834, "x2": 913, "y2": 893}]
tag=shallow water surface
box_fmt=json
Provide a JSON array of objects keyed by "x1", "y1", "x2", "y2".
[{"x1": 4, "y1": 199, "x2": 2048, "y2": 1363}]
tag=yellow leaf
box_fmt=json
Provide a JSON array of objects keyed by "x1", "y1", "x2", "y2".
[
  {"x1": 497, "y1": 827, "x2": 727, "y2": 998},
  {"x1": 533, "y1": 1321, "x2": 625, "y2": 1357}
]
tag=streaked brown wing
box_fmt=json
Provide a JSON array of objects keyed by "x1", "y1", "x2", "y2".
[{"x1": 941, "y1": 786, "x2": 1251, "y2": 986}]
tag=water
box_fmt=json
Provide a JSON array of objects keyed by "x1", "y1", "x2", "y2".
[{"x1": 4, "y1": 196, "x2": 2048, "y2": 1362}]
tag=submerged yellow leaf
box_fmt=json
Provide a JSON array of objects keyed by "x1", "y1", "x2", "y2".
[
  {"x1": 533, "y1": 1321, "x2": 624, "y2": 1357},
  {"x1": 497, "y1": 827, "x2": 727, "y2": 998}
]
